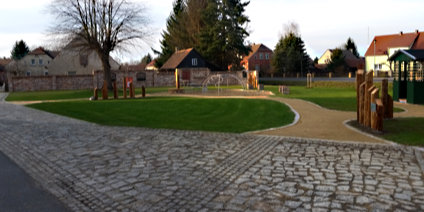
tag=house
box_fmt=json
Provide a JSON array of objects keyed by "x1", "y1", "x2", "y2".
[
  {"x1": 389, "y1": 49, "x2": 424, "y2": 104},
  {"x1": 365, "y1": 30, "x2": 424, "y2": 76},
  {"x1": 317, "y1": 49, "x2": 364, "y2": 72},
  {"x1": 0, "y1": 58, "x2": 12, "y2": 87},
  {"x1": 48, "y1": 40, "x2": 120, "y2": 76},
  {"x1": 146, "y1": 60, "x2": 158, "y2": 71},
  {"x1": 241, "y1": 43, "x2": 273, "y2": 76},
  {"x1": 161, "y1": 48, "x2": 213, "y2": 85},
  {"x1": 6, "y1": 47, "x2": 59, "y2": 76}
]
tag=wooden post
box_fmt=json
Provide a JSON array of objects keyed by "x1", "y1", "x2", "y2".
[
  {"x1": 113, "y1": 81, "x2": 118, "y2": 99},
  {"x1": 370, "y1": 87, "x2": 380, "y2": 130},
  {"x1": 129, "y1": 82, "x2": 135, "y2": 98},
  {"x1": 123, "y1": 78, "x2": 127, "y2": 99},
  {"x1": 329, "y1": 72, "x2": 332, "y2": 78},
  {"x1": 356, "y1": 70, "x2": 365, "y2": 121},
  {"x1": 102, "y1": 80, "x2": 108, "y2": 100},
  {"x1": 349, "y1": 72, "x2": 352, "y2": 78},
  {"x1": 364, "y1": 71, "x2": 374, "y2": 127},
  {"x1": 175, "y1": 68, "x2": 180, "y2": 89},
  {"x1": 365, "y1": 85, "x2": 376, "y2": 127},
  {"x1": 359, "y1": 83, "x2": 366, "y2": 124},
  {"x1": 93, "y1": 88, "x2": 98, "y2": 100},
  {"x1": 142, "y1": 86, "x2": 146, "y2": 98},
  {"x1": 307, "y1": 73, "x2": 312, "y2": 88},
  {"x1": 387, "y1": 95, "x2": 394, "y2": 119},
  {"x1": 297, "y1": 73, "x2": 300, "y2": 78},
  {"x1": 375, "y1": 99, "x2": 384, "y2": 131}
]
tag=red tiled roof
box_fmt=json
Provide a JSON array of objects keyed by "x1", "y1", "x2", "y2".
[
  {"x1": 244, "y1": 43, "x2": 272, "y2": 60},
  {"x1": 28, "y1": 47, "x2": 58, "y2": 59},
  {"x1": 120, "y1": 63, "x2": 146, "y2": 72},
  {"x1": 146, "y1": 60, "x2": 156, "y2": 68},
  {"x1": 365, "y1": 31, "x2": 421, "y2": 56},
  {"x1": 161, "y1": 48, "x2": 193, "y2": 70},
  {"x1": 0, "y1": 58, "x2": 12, "y2": 66}
]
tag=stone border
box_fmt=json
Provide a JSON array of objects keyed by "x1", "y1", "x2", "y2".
[{"x1": 343, "y1": 119, "x2": 398, "y2": 146}]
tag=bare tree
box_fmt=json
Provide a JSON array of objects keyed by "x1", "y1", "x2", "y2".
[{"x1": 49, "y1": 0, "x2": 149, "y2": 89}]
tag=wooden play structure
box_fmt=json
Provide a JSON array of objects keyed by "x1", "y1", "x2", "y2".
[
  {"x1": 356, "y1": 70, "x2": 393, "y2": 131},
  {"x1": 389, "y1": 49, "x2": 424, "y2": 104}
]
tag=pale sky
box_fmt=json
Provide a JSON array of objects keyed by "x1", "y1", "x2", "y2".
[{"x1": 1, "y1": 0, "x2": 424, "y2": 63}]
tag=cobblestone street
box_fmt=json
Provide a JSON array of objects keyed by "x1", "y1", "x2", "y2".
[{"x1": 0, "y1": 100, "x2": 424, "y2": 211}]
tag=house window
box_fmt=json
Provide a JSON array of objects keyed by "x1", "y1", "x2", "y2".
[
  {"x1": 26, "y1": 71, "x2": 31, "y2": 76},
  {"x1": 265, "y1": 53, "x2": 269, "y2": 60},
  {"x1": 44, "y1": 71, "x2": 48, "y2": 76},
  {"x1": 255, "y1": 64, "x2": 260, "y2": 71},
  {"x1": 31, "y1": 59, "x2": 35, "y2": 65},
  {"x1": 68, "y1": 71, "x2": 76, "y2": 75},
  {"x1": 39, "y1": 59, "x2": 43, "y2": 65},
  {"x1": 259, "y1": 53, "x2": 263, "y2": 60},
  {"x1": 192, "y1": 58, "x2": 198, "y2": 66},
  {"x1": 374, "y1": 64, "x2": 382, "y2": 70}
]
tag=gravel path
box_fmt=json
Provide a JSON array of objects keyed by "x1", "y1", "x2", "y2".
[{"x1": 0, "y1": 96, "x2": 424, "y2": 211}]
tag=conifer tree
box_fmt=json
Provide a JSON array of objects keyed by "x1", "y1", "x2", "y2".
[
  {"x1": 11, "y1": 40, "x2": 29, "y2": 60},
  {"x1": 272, "y1": 32, "x2": 309, "y2": 75},
  {"x1": 344, "y1": 37, "x2": 360, "y2": 58}
]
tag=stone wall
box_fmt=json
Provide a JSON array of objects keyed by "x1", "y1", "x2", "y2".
[{"x1": 9, "y1": 69, "x2": 244, "y2": 92}]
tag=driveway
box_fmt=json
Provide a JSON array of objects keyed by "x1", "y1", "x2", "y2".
[{"x1": 0, "y1": 96, "x2": 423, "y2": 211}]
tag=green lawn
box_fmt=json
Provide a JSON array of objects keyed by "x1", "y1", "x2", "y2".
[
  {"x1": 265, "y1": 81, "x2": 403, "y2": 112},
  {"x1": 382, "y1": 118, "x2": 424, "y2": 146},
  {"x1": 28, "y1": 97, "x2": 295, "y2": 133},
  {"x1": 6, "y1": 87, "x2": 172, "y2": 102}
]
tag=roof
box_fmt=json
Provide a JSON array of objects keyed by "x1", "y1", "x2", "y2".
[
  {"x1": 0, "y1": 58, "x2": 12, "y2": 66},
  {"x1": 28, "y1": 47, "x2": 59, "y2": 59},
  {"x1": 161, "y1": 48, "x2": 194, "y2": 70},
  {"x1": 244, "y1": 43, "x2": 272, "y2": 60},
  {"x1": 146, "y1": 60, "x2": 156, "y2": 68},
  {"x1": 365, "y1": 31, "x2": 424, "y2": 56},
  {"x1": 389, "y1": 49, "x2": 424, "y2": 61}
]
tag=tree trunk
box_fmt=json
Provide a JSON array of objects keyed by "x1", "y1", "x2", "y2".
[{"x1": 99, "y1": 51, "x2": 113, "y2": 90}]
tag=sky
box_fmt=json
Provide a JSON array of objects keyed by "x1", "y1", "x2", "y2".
[{"x1": 1, "y1": 0, "x2": 424, "y2": 63}]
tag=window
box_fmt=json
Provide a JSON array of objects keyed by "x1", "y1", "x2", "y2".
[
  {"x1": 31, "y1": 59, "x2": 35, "y2": 65},
  {"x1": 39, "y1": 59, "x2": 43, "y2": 65},
  {"x1": 265, "y1": 53, "x2": 269, "y2": 60},
  {"x1": 44, "y1": 71, "x2": 48, "y2": 76},
  {"x1": 374, "y1": 64, "x2": 382, "y2": 70},
  {"x1": 68, "y1": 71, "x2": 76, "y2": 75},
  {"x1": 26, "y1": 71, "x2": 31, "y2": 76},
  {"x1": 192, "y1": 58, "x2": 198, "y2": 66},
  {"x1": 259, "y1": 53, "x2": 263, "y2": 60}
]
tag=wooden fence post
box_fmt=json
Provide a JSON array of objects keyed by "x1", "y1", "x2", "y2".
[
  {"x1": 375, "y1": 99, "x2": 384, "y2": 131},
  {"x1": 129, "y1": 82, "x2": 135, "y2": 98},
  {"x1": 359, "y1": 82, "x2": 366, "y2": 124},
  {"x1": 356, "y1": 70, "x2": 365, "y2": 121},
  {"x1": 142, "y1": 86, "x2": 146, "y2": 98},
  {"x1": 364, "y1": 71, "x2": 374, "y2": 127},
  {"x1": 113, "y1": 81, "x2": 118, "y2": 99},
  {"x1": 102, "y1": 80, "x2": 108, "y2": 100},
  {"x1": 123, "y1": 78, "x2": 127, "y2": 99},
  {"x1": 370, "y1": 87, "x2": 380, "y2": 130}
]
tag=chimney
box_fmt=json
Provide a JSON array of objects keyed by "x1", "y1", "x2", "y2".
[{"x1": 400, "y1": 31, "x2": 403, "y2": 35}]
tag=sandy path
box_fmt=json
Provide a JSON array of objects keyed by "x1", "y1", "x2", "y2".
[{"x1": 253, "y1": 97, "x2": 386, "y2": 143}]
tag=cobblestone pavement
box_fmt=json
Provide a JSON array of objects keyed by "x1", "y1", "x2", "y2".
[{"x1": 0, "y1": 100, "x2": 424, "y2": 211}]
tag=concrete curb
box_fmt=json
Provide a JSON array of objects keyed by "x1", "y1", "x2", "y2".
[
  {"x1": 0, "y1": 92, "x2": 9, "y2": 102},
  {"x1": 244, "y1": 99, "x2": 300, "y2": 134},
  {"x1": 342, "y1": 119, "x2": 399, "y2": 146}
]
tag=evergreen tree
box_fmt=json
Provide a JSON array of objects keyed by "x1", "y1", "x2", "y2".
[
  {"x1": 272, "y1": 32, "x2": 309, "y2": 75},
  {"x1": 314, "y1": 57, "x2": 319, "y2": 64},
  {"x1": 155, "y1": 0, "x2": 185, "y2": 68},
  {"x1": 344, "y1": 37, "x2": 360, "y2": 58},
  {"x1": 157, "y1": 0, "x2": 250, "y2": 70},
  {"x1": 11, "y1": 40, "x2": 29, "y2": 60},
  {"x1": 141, "y1": 54, "x2": 152, "y2": 65}
]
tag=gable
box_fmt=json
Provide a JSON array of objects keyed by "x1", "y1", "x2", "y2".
[{"x1": 365, "y1": 32, "x2": 419, "y2": 56}]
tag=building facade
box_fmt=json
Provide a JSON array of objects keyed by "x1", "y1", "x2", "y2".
[
  {"x1": 241, "y1": 44, "x2": 273, "y2": 76},
  {"x1": 6, "y1": 47, "x2": 58, "y2": 76},
  {"x1": 365, "y1": 31, "x2": 424, "y2": 76}
]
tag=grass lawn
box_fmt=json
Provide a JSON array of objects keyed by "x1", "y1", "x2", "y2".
[
  {"x1": 348, "y1": 118, "x2": 424, "y2": 146},
  {"x1": 265, "y1": 81, "x2": 403, "y2": 112},
  {"x1": 28, "y1": 97, "x2": 295, "y2": 133},
  {"x1": 381, "y1": 118, "x2": 424, "y2": 146},
  {"x1": 6, "y1": 87, "x2": 173, "y2": 102}
]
